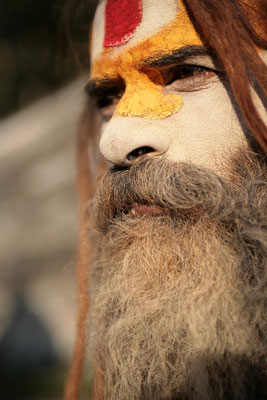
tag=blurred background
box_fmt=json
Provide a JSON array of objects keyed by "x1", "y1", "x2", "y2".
[{"x1": 0, "y1": 0, "x2": 97, "y2": 398}]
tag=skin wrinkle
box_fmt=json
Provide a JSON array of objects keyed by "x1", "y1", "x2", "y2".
[
  {"x1": 90, "y1": 1, "x2": 266, "y2": 169},
  {"x1": 90, "y1": 0, "x2": 179, "y2": 61},
  {"x1": 64, "y1": 1, "x2": 267, "y2": 399},
  {"x1": 146, "y1": 46, "x2": 217, "y2": 68},
  {"x1": 87, "y1": 47, "x2": 223, "y2": 98},
  {"x1": 91, "y1": 1, "x2": 202, "y2": 119}
]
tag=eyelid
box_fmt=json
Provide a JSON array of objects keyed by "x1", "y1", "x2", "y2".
[
  {"x1": 162, "y1": 63, "x2": 217, "y2": 76},
  {"x1": 146, "y1": 53, "x2": 223, "y2": 71},
  {"x1": 86, "y1": 76, "x2": 125, "y2": 100},
  {"x1": 94, "y1": 92, "x2": 122, "y2": 122},
  {"x1": 164, "y1": 64, "x2": 218, "y2": 91},
  {"x1": 155, "y1": 56, "x2": 225, "y2": 75},
  {"x1": 93, "y1": 63, "x2": 220, "y2": 120}
]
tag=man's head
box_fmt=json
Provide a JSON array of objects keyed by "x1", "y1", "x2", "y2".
[
  {"x1": 65, "y1": 1, "x2": 267, "y2": 399},
  {"x1": 88, "y1": 0, "x2": 267, "y2": 172}
]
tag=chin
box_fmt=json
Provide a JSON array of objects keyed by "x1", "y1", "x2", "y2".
[{"x1": 88, "y1": 151, "x2": 267, "y2": 400}]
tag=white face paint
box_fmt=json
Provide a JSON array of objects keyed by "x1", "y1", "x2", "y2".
[
  {"x1": 90, "y1": 0, "x2": 267, "y2": 174},
  {"x1": 91, "y1": 0, "x2": 178, "y2": 62}
]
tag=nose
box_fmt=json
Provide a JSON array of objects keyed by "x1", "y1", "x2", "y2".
[{"x1": 99, "y1": 116, "x2": 170, "y2": 165}]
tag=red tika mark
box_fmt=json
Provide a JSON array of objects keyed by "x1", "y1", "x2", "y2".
[{"x1": 104, "y1": 0, "x2": 142, "y2": 47}]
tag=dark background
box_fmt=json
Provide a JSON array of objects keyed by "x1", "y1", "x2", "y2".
[
  {"x1": 0, "y1": 0, "x2": 97, "y2": 119},
  {"x1": 0, "y1": 1, "x2": 98, "y2": 399}
]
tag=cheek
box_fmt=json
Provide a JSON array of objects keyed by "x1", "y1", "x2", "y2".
[{"x1": 166, "y1": 83, "x2": 248, "y2": 170}]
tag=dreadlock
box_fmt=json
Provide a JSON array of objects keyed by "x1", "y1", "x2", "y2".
[{"x1": 183, "y1": 0, "x2": 267, "y2": 152}]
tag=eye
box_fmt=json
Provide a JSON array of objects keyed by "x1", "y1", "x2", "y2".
[
  {"x1": 163, "y1": 64, "x2": 217, "y2": 91},
  {"x1": 88, "y1": 78, "x2": 125, "y2": 122},
  {"x1": 91, "y1": 78, "x2": 125, "y2": 121},
  {"x1": 97, "y1": 92, "x2": 123, "y2": 121}
]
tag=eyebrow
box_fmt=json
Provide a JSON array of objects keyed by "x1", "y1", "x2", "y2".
[
  {"x1": 145, "y1": 45, "x2": 217, "y2": 68},
  {"x1": 85, "y1": 78, "x2": 125, "y2": 99},
  {"x1": 85, "y1": 45, "x2": 218, "y2": 98}
]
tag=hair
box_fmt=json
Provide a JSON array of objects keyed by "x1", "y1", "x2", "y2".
[
  {"x1": 89, "y1": 154, "x2": 267, "y2": 400},
  {"x1": 183, "y1": 0, "x2": 267, "y2": 152},
  {"x1": 64, "y1": 1, "x2": 267, "y2": 399}
]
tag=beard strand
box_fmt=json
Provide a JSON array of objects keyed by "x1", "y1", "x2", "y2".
[{"x1": 88, "y1": 151, "x2": 267, "y2": 400}]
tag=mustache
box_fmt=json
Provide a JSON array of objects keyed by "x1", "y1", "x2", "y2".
[
  {"x1": 91, "y1": 157, "x2": 240, "y2": 228},
  {"x1": 90, "y1": 154, "x2": 267, "y2": 400}
]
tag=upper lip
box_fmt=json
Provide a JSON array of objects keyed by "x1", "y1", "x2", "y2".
[{"x1": 128, "y1": 203, "x2": 164, "y2": 216}]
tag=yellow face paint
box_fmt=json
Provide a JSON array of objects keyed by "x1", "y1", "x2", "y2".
[{"x1": 91, "y1": 1, "x2": 202, "y2": 120}]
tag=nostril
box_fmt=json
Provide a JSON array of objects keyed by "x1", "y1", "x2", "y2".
[{"x1": 126, "y1": 146, "x2": 155, "y2": 161}]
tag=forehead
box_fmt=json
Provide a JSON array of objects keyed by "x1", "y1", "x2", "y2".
[{"x1": 91, "y1": 0, "x2": 180, "y2": 62}]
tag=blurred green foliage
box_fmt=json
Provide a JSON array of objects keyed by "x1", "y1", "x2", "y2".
[{"x1": 0, "y1": 0, "x2": 97, "y2": 118}]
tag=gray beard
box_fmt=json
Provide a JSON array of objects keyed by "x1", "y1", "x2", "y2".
[{"x1": 88, "y1": 154, "x2": 267, "y2": 400}]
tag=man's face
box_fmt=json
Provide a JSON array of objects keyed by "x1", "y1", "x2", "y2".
[
  {"x1": 89, "y1": 0, "x2": 250, "y2": 172},
  {"x1": 87, "y1": 1, "x2": 267, "y2": 399}
]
